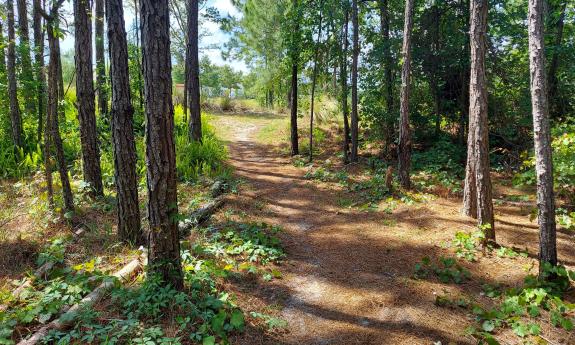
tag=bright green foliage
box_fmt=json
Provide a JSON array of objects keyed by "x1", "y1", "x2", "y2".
[
  {"x1": 450, "y1": 230, "x2": 485, "y2": 262},
  {"x1": 514, "y1": 124, "x2": 575, "y2": 201},
  {"x1": 414, "y1": 256, "x2": 470, "y2": 284},
  {"x1": 469, "y1": 264, "x2": 575, "y2": 342}
]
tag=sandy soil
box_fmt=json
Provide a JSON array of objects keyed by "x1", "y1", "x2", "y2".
[{"x1": 212, "y1": 112, "x2": 575, "y2": 345}]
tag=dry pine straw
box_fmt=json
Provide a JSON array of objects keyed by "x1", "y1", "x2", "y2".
[{"x1": 209, "y1": 112, "x2": 575, "y2": 345}]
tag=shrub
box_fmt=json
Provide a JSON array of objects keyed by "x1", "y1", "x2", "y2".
[{"x1": 176, "y1": 117, "x2": 228, "y2": 182}]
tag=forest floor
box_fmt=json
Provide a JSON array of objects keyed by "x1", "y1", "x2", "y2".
[{"x1": 209, "y1": 111, "x2": 575, "y2": 345}]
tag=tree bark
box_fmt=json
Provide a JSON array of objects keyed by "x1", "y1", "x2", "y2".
[
  {"x1": 107, "y1": 0, "x2": 142, "y2": 245},
  {"x1": 379, "y1": 0, "x2": 393, "y2": 151},
  {"x1": 350, "y1": 0, "x2": 359, "y2": 162},
  {"x1": 186, "y1": 0, "x2": 202, "y2": 142},
  {"x1": 17, "y1": 0, "x2": 36, "y2": 116},
  {"x1": 308, "y1": 5, "x2": 323, "y2": 162},
  {"x1": 33, "y1": 0, "x2": 46, "y2": 143},
  {"x1": 0, "y1": 20, "x2": 9, "y2": 119},
  {"x1": 464, "y1": 0, "x2": 494, "y2": 242},
  {"x1": 398, "y1": 0, "x2": 414, "y2": 189},
  {"x1": 340, "y1": 7, "x2": 350, "y2": 163},
  {"x1": 95, "y1": 0, "x2": 108, "y2": 119},
  {"x1": 6, "y1": 0, "x2": 23, "y2": 148},
  {"x1": 141, "y1": 0, "x2": 183, "y2": 289},
  {"x1": 74, "y1": 0, "x2": 104, "y2": 197},
  {"x1": 527, "y1": 0, "x2": 557, "y2": 273},
  {"x1": 48, "y1": 21, "x2": 74, "y2": 213},
  {"x1": 289, "y1": 0, "x2": 299, "y2": 156}
]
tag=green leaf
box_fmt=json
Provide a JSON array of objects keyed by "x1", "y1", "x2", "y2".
[
  {"x1": 482, "y1": 320, "x2": 495, "y2": 332},
  {"x1": 230, "y1": 310, "x2": 245, "y2": 330},
  {"x1": 202, "y1": 336, "x2": 215, "y2": 345}
]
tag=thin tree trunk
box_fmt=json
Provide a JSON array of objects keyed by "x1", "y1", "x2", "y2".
[
  {"x1": 48, "y1": 22, "x2": 74, "y2": 212},
  {"x1": 431, "y1": 2, "x2": 441, "y2": 137},
  {"x1": 379, "y1": 0, "x2": 393, "y2": 152},
  {"x1": 187, "y1": 0, "x2": 202, "y2": 142},
  {"x1": 74, "y1": 0, "x2": 104, "y2": 197},
  {"x1": 464, "y1": 0, "x2": 494, "y2": 241},
  {"x1": 6, "y1": 0, "x2": 23, "y2": 148},
  {"x1": 0, "y1": 20, "x2": 9, "y2": 123},
  {"x1": 309, "y1": 6, "x2": 323, "y2": 162},
  {"x1": 340, "y1": 7, "x2": 350, "y2": 163},
  {"x1": 17, "y1": 0, "x2": 37, "y2": 116},
  {"x1": 350, "y1": 0, "x2": 359, "y2": 162},
  {"x1": 33, "y1": 0, "x2": 46, "y2": 143},
  {"x1": 107, "y1": 0, "x2": 142, "y2": 244},
  {"x1": 133, "y1": 0, "x2": 144, "y2": 115},
  {"x1": 547, "y1": 1, "x2": 565, "y2": 119},
  {"x1": 527, "y1": 0, "x2": 557, "y2": 273},
  {"x1": 398, "y1": 0, "x2": 414, "y2": 189},
  {"x1": 289, "y1": 0, "x2": 299, "y2": 156},
  {"x1": 141, "y1": 0, "x2": 183, "y2": 289},
  {"x1": 95, "y1": 0, "x2": 108, "y2": 119}
]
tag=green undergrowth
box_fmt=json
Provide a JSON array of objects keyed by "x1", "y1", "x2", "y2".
[
  {"x1": 415, "y1": 230, "x2": 575, "y2": 345},
  {"x1": 301, "y1": 157, "x2": 432, "y2": 211},
  {"x1": 0, "y1": 220, "x2": 286, "y2": 344}
]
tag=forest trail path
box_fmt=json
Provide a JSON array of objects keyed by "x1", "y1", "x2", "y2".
[
  {"x1": 213, "y1": 112, "x2": 476, "y2": 345},
  {"x1": 211, "y1": 112, "x2": 574, "y2": 345}
]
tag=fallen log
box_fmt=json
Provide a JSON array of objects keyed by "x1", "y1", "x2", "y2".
[
  {"x1": 178, "y1": 197, "x2": 225, "y2": 238},
  {"x1": 0, "y1": 228, "x2": 86, "y2": 312},
  {"x1": 17, "y1": 250, "x2": 146, "y2": 345}
]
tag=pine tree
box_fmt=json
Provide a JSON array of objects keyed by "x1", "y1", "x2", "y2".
[
  {"x1": 463, "y1": 0, "x2": 495, "y2": 243},
  {"x1": 186, "y1": 0, "x2": 201, "y2": 142},
  {"x1": 398, "y1": 0, "x2": 414, "y2": 188},
  {"x1": 141, "y1": 0, "x2": 184, "y2": 289},
  {"x1": 107, "y1": 0, "x2": 142, "y2": 244},
  {"x1": 6, "y1": 0, "x2": 23, "y2": 148},
  {"x1": 74, "y1": 0, "x2": 104, "y2": 197},
  {"x1": 527, "y1": 0, "x2": 557, "y2": 274}
]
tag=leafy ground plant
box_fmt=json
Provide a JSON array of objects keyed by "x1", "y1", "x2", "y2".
[
  {"x1": 468, "y1": 263, "x2": 575, "y2": 344},
  {"x1": 414, "y1": 256, "x2": 470, "y2": 284}
]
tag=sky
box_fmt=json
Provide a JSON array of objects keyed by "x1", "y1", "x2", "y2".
[{"x1": 60, "y1": 0, "x2": 247, "y2": 72}]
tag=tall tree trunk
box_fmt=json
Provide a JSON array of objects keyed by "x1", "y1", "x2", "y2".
[
  {"x1": 308, "y1": 5, "x2": 323, "y2": 162},
  {"x1": 187, "y1": 0, "x2": 202, "y2": 142},
  {"x1": 340, "y1": 7, "x2": 350, "y2": 163},
  {"x1": 6, "y1": 0, "x2": 23, "y2": 148},
  {"x1": 74, "y1": 0, "x2": 104, "y2": 197},
  {"x1": 350, "y1": 0, "x2": 359, "y2": 162},
  {"x1": 17, "y1": 0, "x2": 36, "y2": 116},
  {"x1": 133, "y1": 0, "x2": 144, "y2": 115},
  {"x1": 48, "y1": 21, "x2": 74, "y2": 212},
  {"x1": 0, "y1": 20, "x2": 10, "y2": 142},
  {"x1": 398, "y1": 0, "x2": 414, "y2": 189},
  {"x1": 95, "y1": 0, "x2": 108, "y2": 119},
  {"x1": 431, "y1": 2, "x2": 441, "y2": 137},
  {"x1": 464, "y1": 0, "x2": 494, "y2": 242},
  {"x1": 547, "y1": 1, "x2": 565, "y2": 119},
  {"x1": 141, "y1": 0, "x2": 183, "y2": 289},
  {"x1": 33, "y1": 0, "x2": 46, "y2": 143},
  {"x1": 55, "y1": 34, "x2": 64, "y2": 105},
  {"x1": 379, "y1": 0, "x2": 393, "y2": 152},
  {"x1": 289, "y1": 0, "x2": 299, "y2": 156},
  {"x1": 107, "y1": 0, "x2": 142, "y2": 244},
  {"x1": 528, "y1": 0, "x2": 557, "y2": 274}
]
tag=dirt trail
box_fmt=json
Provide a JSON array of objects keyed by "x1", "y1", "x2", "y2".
[{"x1": 217, "y1": 113, "x2": 574, "y2": 345}]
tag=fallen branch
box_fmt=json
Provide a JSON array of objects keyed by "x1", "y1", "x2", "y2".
[
  {"x1": 0, "y1": 228, "x2": 86, "y2": 312},
  {"x1": 179, "y1": 197, "x2": 225, "y2": 238},
  {"x1": 17, "y1": 250, "x2": 146, "y2": 345}
]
